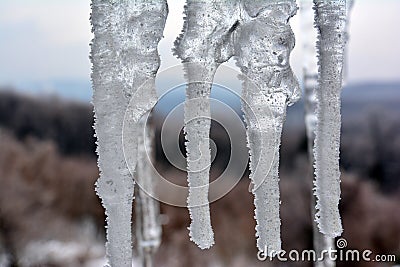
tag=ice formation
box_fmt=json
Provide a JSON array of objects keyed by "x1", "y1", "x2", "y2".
[
  {"x1": 90, "y1": 1, "x2": 167, "y2": 266},
  {"x1": 90, "y1": 0, "x2": 350, "y2": 260},
  {"x1": 235, "y1": 0, "x2": 300, "y2": 255},
  {"x1": 313, "y1": 0, "x2": 347, "y2": 238},
  {"x1": 173, "y1": 0, "x2": 239, "y2": 249},
  {"x1": 300, "y1": 1, "x2": 335, "y2": 266},
  {"x1": 174, "y1": 0, "x2": 299, "y2": 254}
]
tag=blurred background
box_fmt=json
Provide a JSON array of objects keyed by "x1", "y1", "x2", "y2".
[{"x1": 0, "y1": 0, "x2": 400, "y2": 266}]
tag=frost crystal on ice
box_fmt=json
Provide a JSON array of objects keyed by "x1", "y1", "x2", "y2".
[
  {"x1": 313, "y1": 0, "x2": 347, "y2": 238},
  {"x1": 235, "y1": 0, "x2": 300, "y2": 255},
  {"x1": 90, "y1": 1, "x2": 167, "y2": 266},
  {"x1": 90, "y1": 0, "x2": 351, "y2": 259},
  {"x1": 300, "y1": 1, "x2": 336, "y2": 265},
  {"x1": 174, "y1": 0, "x2": 239, "y2": 249}
]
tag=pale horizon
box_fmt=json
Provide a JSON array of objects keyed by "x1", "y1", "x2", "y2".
[{"x1": 0, "y1": 0, "x2": 399, "y2": 99}]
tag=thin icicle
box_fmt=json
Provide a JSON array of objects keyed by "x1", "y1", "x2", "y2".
[
  {"x1": 173, "y1": 0, "x2": 239, "y2": 249},
  {"x1": 313, "y1": 0, "x2": 347, "y2": 238},
  {"x1": 300, "y1": 1, "x2": 336, "y2": 266},
  {"x1": 235, "y1": 0, "x2": 300, "y2": 256},
  {"x1": 91, "y1": 1, "x2": 167, "y2": 266},
  {"x1": 135, "y1": 119, "x2": 162, "y2": 267}
]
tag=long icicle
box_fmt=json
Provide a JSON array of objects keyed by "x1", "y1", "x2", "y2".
[
  {"x1": 173, "y1": 0, "x2": 238, "y2": 249},
  {"x1": 91, "y1": 1, "x2": 167, "y2": 266},
  {"x1": 313, "y1": 0, "x2": 347, "y2": 238},
  {"x1": 234, "y1": 0, "x2": 300, "y2": 256},
  {"x1": 299, "y1": 1, "x2": 336, "y2": 266}
]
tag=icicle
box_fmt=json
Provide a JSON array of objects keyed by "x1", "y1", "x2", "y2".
[
  {"x1": 313, "y1": 0, "x2": 347, "y2": 238},
  {"x1": 173, "y1": 0, "x2": 239, "y2": 249},
  {"x1": 300, "y1": 1, "x2": 336, "y2": 266},
  {"x1": 90, "y1": 1, "x2": 167, "y2": 266},
  {"x1": 135, "y1": 119, "x2": 162, "y2": 267},
  {"x1": 234, "y1": 0, "x2": 300, "y2": 256}
]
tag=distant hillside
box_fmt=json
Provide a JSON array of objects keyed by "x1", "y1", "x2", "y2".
[
  {"x1": 0, "y1": 89, "x2": 95, "y2": 156},
  {"x1": 1, "y1": 83, "x2": 400, "y2": 192},
  {"x1": 286, "y1": 82, "x2": 400, "y2": 126},
  {"x1": 342, "y1": 82, "x2": 400, "y2": 103}
]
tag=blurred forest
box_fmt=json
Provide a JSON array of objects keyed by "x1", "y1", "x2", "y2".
[{"x1": 0, "y1": 87, "x2": 399, "y2": 267}]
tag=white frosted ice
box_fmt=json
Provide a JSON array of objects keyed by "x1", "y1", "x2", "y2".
[
  {"x1": 313, "y1": 0, "x2": 347, "y2": 238},
  {"x1": 234, "y1": 0, "x2": 300, "y2": 255},
  {"x1": 174, "y1": 0, "x2": 300, "y2": 255},
  {"x1": 173, "y1": 0, "x2": 239, "y2": 249},
  {"x1": 91, "y1": 0, "x2": 350, "y2": 259},
  {"x1": 300, "y1": 1, "x2": 336, "y2": 266},
  {"x1": 91, "y1": 1, "x2": 167, "y2": 266}
]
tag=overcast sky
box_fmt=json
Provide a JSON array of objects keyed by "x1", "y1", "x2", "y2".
[{"x1": 0, "y1": 0, "x2": 399, "y2": 92}]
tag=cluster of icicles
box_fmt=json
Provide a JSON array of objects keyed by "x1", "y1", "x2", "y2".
[{"x1": 90, "y1": 0, "x2": 349, "y2": 266}]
